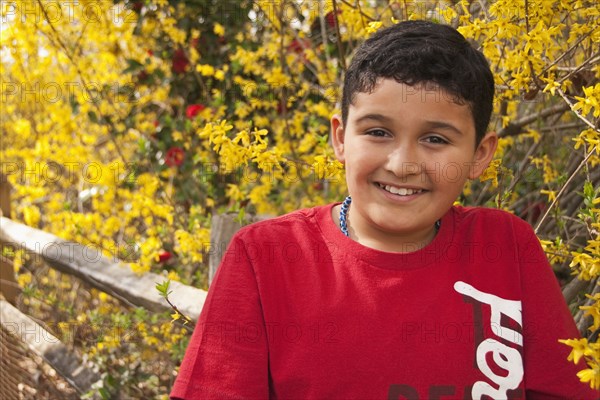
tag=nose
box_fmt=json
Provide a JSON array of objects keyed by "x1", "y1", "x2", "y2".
[{"x1": 384, "y1": 144, "x2": 422, "y2": 178}]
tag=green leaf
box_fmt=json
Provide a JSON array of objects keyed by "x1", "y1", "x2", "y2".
[
  {"x1": 99, "y1": 387, "x2": 110, "y2": 400},
  {"x1": 155, "y1": 279, "x2": 172, "y2": 298},
  {"x1": 235, "y1": 208, "x2": 246, "y2": 224},
  {"x1": 123, "y1": 58, "x2": 144, "y2": 74},
  {"x1": 87, "y1": 111, "x2": 98, "y2": 123},
  {"x1": 583, "y1": 180, "x2": 594, "y2": 200}
]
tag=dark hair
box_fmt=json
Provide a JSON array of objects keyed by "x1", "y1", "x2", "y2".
[{"x1": 341, "y1": 20, "x2": 494, "y2": 145}]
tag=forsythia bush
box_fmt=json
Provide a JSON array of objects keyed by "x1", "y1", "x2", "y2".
[{"x1": 1, "y1": 0, "x2": 598, "y2": 394}]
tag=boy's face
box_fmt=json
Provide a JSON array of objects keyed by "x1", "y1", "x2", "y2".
[{"x1": 331, "y1": 79, "x2": 497, "y2": 251}]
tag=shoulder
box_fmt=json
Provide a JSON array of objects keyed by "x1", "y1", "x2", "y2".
[
  {"x1": 452, "y1": 205, "x2": 534, "y2": 233},
  {"x1": 451, "y1": 205, "x2": 545, "y2": 262},
  {"x1": 451, "y1": 205, "x2": 540, "y2": 247},
  {"x1": 234, "y1": 204, "x2": 332, "y2": 241}
]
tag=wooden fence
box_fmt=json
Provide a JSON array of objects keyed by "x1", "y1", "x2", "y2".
[{"x1": 0, "y1": 180, "x2": 241, "y2": 398}]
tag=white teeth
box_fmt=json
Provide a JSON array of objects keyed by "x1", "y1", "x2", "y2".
[{"x1": 381, "y1": 184, "x2": 422, "y2": 196}]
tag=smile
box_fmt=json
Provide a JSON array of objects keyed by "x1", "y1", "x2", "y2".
[{"x1": 377, "y1": 183, "x2": 424, "y2": 196}]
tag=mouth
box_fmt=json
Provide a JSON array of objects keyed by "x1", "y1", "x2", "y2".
[{"x1": 376, "y1": 182, "x2": 425, "y2": 196}]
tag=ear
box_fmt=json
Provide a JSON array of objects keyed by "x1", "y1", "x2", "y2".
[
  {"x1": 330, "y1": 114, "x2": 346, "y2": 163},
  {"x1": 468, "y1": 131, "x2": 498, "y2": 179}
]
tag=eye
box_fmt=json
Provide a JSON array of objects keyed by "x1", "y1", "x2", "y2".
[
  {"x1": 366, "y1": 129, "x2": 389, "y2": 137},
  {"x1": 423, "y1": 135, "x2": 449, "y2": 145}
]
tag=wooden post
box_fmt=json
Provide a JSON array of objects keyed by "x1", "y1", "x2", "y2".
[
  {"x1": 0, "y1": 173, "x2": 11, "y2": 219},
  {"x1": 0, "y1": 174, "x2": 18, "y2": 304},
  {"x1": 208, "y1": 214, "x2": 268, "y2": 286},
  {"x1": 209, "y1": 214, "x2": 243, "y2": 286},
  {"x1": 0, "y1": 256, "x2": 19, "y2": 305}
]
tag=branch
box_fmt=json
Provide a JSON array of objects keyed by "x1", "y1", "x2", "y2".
[
  {"x1": 164, "y1": 295, "x2": 195, "y2": 329},
  {"x1": 556, "y1": 87, "x2": 600, "y2": 133},
  {"x1": 497, "y1": 103, "x2": 570, "y2": 137},
  {"x1": 562, "y1": 276, "x2": 591, "y2": 304},
  {"x1": 156, "y1": 280, "x2": 196, "y2": 329},
  {"x1": 558, "y1": 52, "x2": 600, "y2": 85},
  {"x1": 540, "y1": 31, "x2": 595, "y2": 78},
  {"x1": 534, "y1": 146, "x2": 596, "y2": 234},
  {"x1": 332, "y1": 0, "x2": 347, "y2": 72}
]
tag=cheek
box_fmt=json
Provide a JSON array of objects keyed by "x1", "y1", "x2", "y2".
[
  {"x1": 424, "y1": 154, "x2": 474, "y2": 181},
  {"x1": 439, "y1": 163, "x2": 468, "y2": 184},
  {"x1": 346, "y1": 155, "x2": 375, "y2": 179}
]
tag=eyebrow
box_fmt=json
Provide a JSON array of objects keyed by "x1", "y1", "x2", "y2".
[
  {"x1": 354, "y1": 113, "x2": 464, "y2": 135},
  {"x1": 353, "y1": 113, "x2": 394, "y2": 124},
  {"x1": 423, "y1": 120, "x2": 464, "y2": 135}
]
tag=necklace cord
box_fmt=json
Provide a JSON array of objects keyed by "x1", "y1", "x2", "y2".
[{"x1": 338, "y1": 195, "x2": 441, "y2": 237}]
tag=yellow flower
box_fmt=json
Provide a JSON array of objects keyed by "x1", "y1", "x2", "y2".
[
  {"x1": 574, "y1": 84, "x2": 600, "y2": 118},
  {"x1": 214, "y1": 70, "x2": 225, "y2": 81},
  {"x1": 462, "y1": 181, "x2": 472, "y2": 197},
  {"x1": 17, "y1": 272, "x2": 32, "y2": 287},
  {"x1": 365, "y1": 21, "x2": 383, "y2": 34},
  {"x1": 172, "y1": 130, "x2": 183, "y2": 142},
  {"x1": 580, "y1": 301, "x2": 600, "y2": 332},
  {"x1": 167, "y1": 270, "x2": 181, "y2": 282},
  {"x1": 540, "y1": 189, "x2": 556, "y2": 202},
  {"x1": 265, "y1": 67, "x2": 289, "y2": 86},
  {"x1": 214, "y1": 23, "x2": 225, "y2": 37},
  {"x1": 569, "y1": 252, "x2": 599, "y2": 280},
  {"x1": 196, "y1": 64, "x2": 215, "y2": 76},
  {"x1": 479, "y1": 159, "x2": 501, "y2": 187},
  {"x1": 559, "y1": 338, "x2": 594, "y2": 364},
  {"x1": 23, "y1": 205, "x2": 41, "y2": 227},
  {"x1": 13, "y1": 119, "x2": 32, "y2": 139},
  {"x1": 577, "y1": 363, "x2": 600, "y2": 390}
]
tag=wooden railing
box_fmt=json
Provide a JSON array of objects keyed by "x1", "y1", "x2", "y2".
[{"x1": 0, "y1": 179, "x2": 228, "y2": 398}]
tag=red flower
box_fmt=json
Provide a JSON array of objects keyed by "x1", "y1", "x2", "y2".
[
  {"x1": 186, "y1": 104, "x2": 206, "y2": 119},
  {"x1": 276, "y1": 100, "x2": 286, "y2": 115},
  {"x1": 157, "y1": 250, "x2": 172, "y2": 262},
  {"x1": 325, "y1": 11, "x2": 340, "y2": 28},
  {"x1": 137, "y1": 70, "x2": 149, "y2": 82},
  {"x1": 172, "y1": 49, "x2": 189, "y2": 74},
  {"x1": 132, "y1": 2, "x2": 143, "y2": 13},
  {"x1": 165, "y1": 147, "x2": 185, "y2": 167},
  {"x1": 287, "y1": 38, "x2": 310, "y2": 54}
]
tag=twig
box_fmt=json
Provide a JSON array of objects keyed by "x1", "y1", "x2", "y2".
[
  {"x1": 332, "y1": 0, "x2": 347, "y2": 72},
  {"x1": 498, "y1": 103, "x2": 570, "y2": 137},
  {"x1": 556, "y1": 87, "x2": 600, "y2": 132},
  {"x1": 534, "y1": 146, "x2": 596, "y2": 234},
  {"x1": 318, "y1": 1, "x2": 332, "y2": 68},
  {"x1": 164, "y1": 295, "x2": 195, "y2": 329},
  {"x1": 558, "y1": 52, "x2": 600, "y2": 85},
  {"x1": 539, "y1": 31, "x2": 594, "y2": 78}
]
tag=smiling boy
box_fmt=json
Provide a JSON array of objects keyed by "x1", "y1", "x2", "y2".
[
  {"x1": 330, "y1": 79, "x2": 497, "y2": 252},
  {"x1": 171, "y1": 21, "x2": 597, "y2": 399}
]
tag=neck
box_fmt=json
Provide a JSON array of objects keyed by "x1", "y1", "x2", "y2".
[
  {"x1": 352, "y1": 223, "x2": 438, "y2": 253},
  {"x1": 334, "y1": 199, "x2": 440, "y2": 253}
]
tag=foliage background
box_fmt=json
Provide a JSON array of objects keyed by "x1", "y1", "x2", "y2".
[{"x1": 1, "y1": 0, "x2": 599, "y2": 396}]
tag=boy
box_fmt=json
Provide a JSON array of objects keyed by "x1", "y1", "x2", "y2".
[{"x1": 171, "y1": 21, "x2": 597, "y2": 399}]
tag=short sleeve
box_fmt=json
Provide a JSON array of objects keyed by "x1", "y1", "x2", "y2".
[
  {"x1": 516, "y1": 220, "x2": 598, "y2": 399},
  {"x1": 170, "y1": 234, "x2": 269, "y2": 400}
]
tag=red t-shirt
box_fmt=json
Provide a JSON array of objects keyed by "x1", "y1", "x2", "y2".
[{"x1": 171, "y1": 204, "x2": 598, "y2": 399}]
